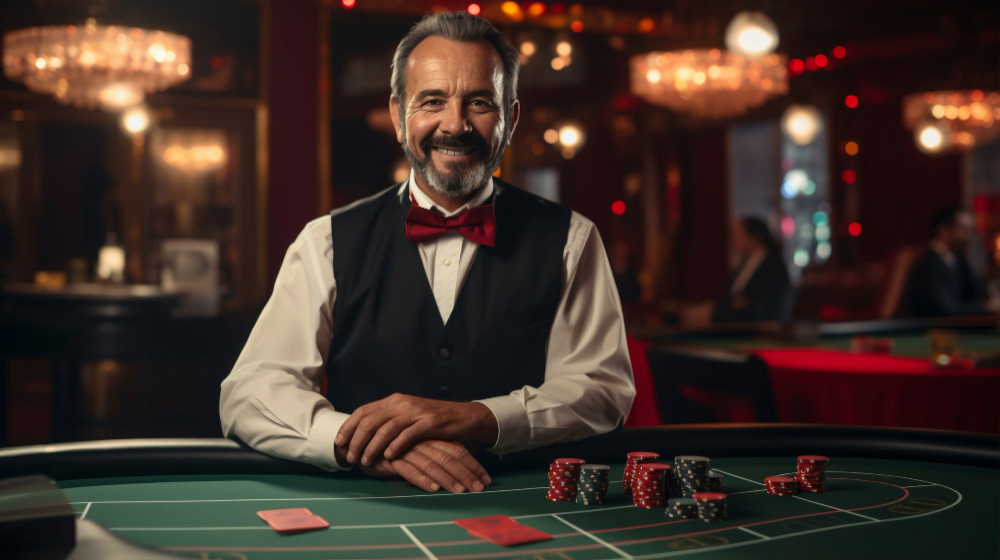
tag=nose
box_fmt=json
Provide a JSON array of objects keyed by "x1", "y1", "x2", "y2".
[{"x1": 438, "y1": 101, "x2": 472, "y2": 137}]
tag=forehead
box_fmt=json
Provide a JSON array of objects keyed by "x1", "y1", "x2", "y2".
[{"x1": 405, "y1": 36, "x2": 504, "y2": 96}]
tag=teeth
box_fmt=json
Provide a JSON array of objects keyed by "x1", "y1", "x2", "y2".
[{"x1": 437, "y1": 148, "x2": 473, "y2": 156}]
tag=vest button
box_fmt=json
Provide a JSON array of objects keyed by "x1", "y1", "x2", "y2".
[
  {"x1": 438, "y1": 347, "x2": 451, "y2": 360},
  {"x1": 439, "y1": 385, "x2": 451, "y2": 397}
]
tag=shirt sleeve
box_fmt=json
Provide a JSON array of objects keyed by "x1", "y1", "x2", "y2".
[
  {"x1": 219, "y1": 217, "x2": 352, "y2": 471},
  {"x1": 476, "y1": 212, "x2": 636, "y2": 455}
]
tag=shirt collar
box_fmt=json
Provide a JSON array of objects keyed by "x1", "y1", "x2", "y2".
[
  {"x1": 930, "y1": 240, "x2": 957, "y2": 267},
  {"x1": 400, "y1": 168, "x2": 494, "y2": 218}
]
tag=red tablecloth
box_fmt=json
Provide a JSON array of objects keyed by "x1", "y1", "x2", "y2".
[{"x1": 625, "y1": 337, "x2": 1000, "y2": 433}]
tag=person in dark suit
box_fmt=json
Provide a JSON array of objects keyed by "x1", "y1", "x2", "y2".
[
  {"x1": 711, "y1": 217, "x2": 794, "y2": 323},
  {"x1": 905, "y1": 206, "x2": 1000, "y2": 317}
]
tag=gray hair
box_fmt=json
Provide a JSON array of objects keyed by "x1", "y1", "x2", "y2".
[{"x1": 391, "y1": 11, "x2": 520, "y2": 123}]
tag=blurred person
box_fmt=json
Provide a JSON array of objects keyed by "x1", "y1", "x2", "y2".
[
  {"x1": 678, "y1": 217, "x2": 793, "y2": 326},
  {"x1": 220, "y1": 12, "x2": 634, "y2": 494},
  {"x1": 711, "y1": 217, "x2": 794, "y2": 323},
  {"x1": 905, "y1": 206, "x2": 1000, "y2": 316}
]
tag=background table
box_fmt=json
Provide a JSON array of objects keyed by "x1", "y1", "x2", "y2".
[
  {"x1": 1, "y1": 426, "x2": 997, "y2": 560},
  {"x1": 625, "y1": 325, "x2": 1000, "y2": 432}
]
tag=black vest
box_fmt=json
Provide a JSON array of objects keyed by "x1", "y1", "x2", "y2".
[{"x1": 325, "y1": 179, "x2": 571, "y2": 413}]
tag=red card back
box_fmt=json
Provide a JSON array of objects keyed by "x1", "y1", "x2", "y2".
[{"x1": 455, "y1": 515, "x2": 552, "y2": 546}]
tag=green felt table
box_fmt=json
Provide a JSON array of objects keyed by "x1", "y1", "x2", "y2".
[
  {"x1": 3, "y1": 426, "x2": 997, "y2": 560},
  {"x1": 656, "y1": 332, "x2": 999, "y2": 359},
  {"x1": 58, "y1": 456, "x2": 998, "y2": 560}
]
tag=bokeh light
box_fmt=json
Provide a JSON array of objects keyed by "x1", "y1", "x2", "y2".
[
  {"x1": 342, "y1": 0, "x2": 355, "y2": 8},
  {"x1": 816, "y1": 242, "x2": 832, "y2": 259},
  {"x1": 815, "y1": 54, "x2": 828, "y2": 68},
  {"x1": 789, "y1": 59, "x2": 804, "y2": 73},
  {"x1": 520, "y1": 41, "x2": 536, "y2": 57},
  {"x1": 121, "y1": 105, "x2": 150, "y2": 134},
  {"x1": 845, "y1": 95, "x2": 859, "y2": 108},
  {"x1": 543, "y1": 129, "x2": 559, "y2": 143},
  {"x1": 725, "y1": 11, "x2": 779, "y2": 58},
  {"x1": 849, "y1": 222, "x2": 862, "y2": 236},
  {"x1": 841, "y1": 170, "x2": 856, "y2": 184},
  {"x1": 570, "y1": 21, "x2": 584, "y2": 32},
  {"x1": 612, "y1": 201, "x2": 626, "y2": 215},
  {"x1": 781, "y1": 105, "x2": 824, "y2": 145},
  {"x1": 467, "y1": 3, "x2": 481, "y2": 16},
  {"x1": 527, "y1": 2, "x2": 546, "y2": 16},
  {"x1": 793, "y1": 248, "x2": 810, "y2": 267},
  {"x1": 832, "y1": 46, "x2": 846, "y2": 59},
  {"x1": 556, "y1": 41, "x2": 572, "y2": 56},
  {"x1": 844, "y1": 141, "x2": 859, "y2": 155},
  {"x1": 781, "y1": 215, "x2": 795, "y2": 236}
]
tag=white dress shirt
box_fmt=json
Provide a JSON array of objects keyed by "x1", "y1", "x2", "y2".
[{"x1": 220, "y1": 172, "x2": 635, "y2": 471}]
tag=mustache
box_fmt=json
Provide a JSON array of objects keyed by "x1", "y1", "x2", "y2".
[{"x1": 419, "y1": 133, "x2": 489, "y2": 154}]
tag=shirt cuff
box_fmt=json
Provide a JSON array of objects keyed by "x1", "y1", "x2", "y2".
[
  {"x1": 474, "y1": 395, "x2": 529, "y2": 455},
  {"x1": 304, "y1": 408, "x2": 353, "y2": 471}
]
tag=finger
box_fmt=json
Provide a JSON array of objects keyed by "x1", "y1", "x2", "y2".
[
  {"x1": 414, "y1": 441, "x2": 486, "y2": 492},
  {"x1": 384, "y1": 423, "x2": 429, "y2": 461},
  {"x1": 362, "y1": 417, "x2": 408, "y2": 465},
  {"x1": 405, "y1": 450, "x2": 466, "y2": 493},
  {"x1": 348, "y1": 409, "x2": 396, "y2": 465},
  {"x1": 335, "y1": 401, "x2": 373, "y2": 449},
  {"x1": 427, "y1": 440, "x2": 491, "y2": 486},
  {"x1": 390, "y1": 458, "x2": 440, "y2": 492},
  {"x1": 423, "y1": 440, "x2": 490, "y2": 490}
]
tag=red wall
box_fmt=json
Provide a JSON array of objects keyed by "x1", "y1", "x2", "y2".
[
  {"x1": 851, "y1": 98, "x2": 964, "y2": 262},
  {"x1": 674, "y1": 129, "x2": 731, "y2": 301},
  {"x1": 267, "y1": 0, "x2": 320, "y2": 284}
]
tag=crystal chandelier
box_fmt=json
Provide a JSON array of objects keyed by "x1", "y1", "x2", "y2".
[
  {"x1": 2, "y1": 19, "x2": 191, "y2": 111},
  {"x1": 630, "y1": 49, "x2": 788, "y2": 119},
  {"x1": 902, "y1": 90, "x2": 999, "y2": 152}
]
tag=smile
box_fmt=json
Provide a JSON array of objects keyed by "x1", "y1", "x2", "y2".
[{"x1": 434, "y1": 147, "x2": 476, "y2": 156}]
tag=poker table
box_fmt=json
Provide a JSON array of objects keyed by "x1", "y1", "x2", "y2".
[
  {"x1": 1, "y1": 425, "x2": 998, "y2": 560},
  {"x1": 625, "y1": 320, "x2": 1000, "y2": 432}
]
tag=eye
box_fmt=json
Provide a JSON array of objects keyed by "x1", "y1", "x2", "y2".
[{"x1": 424, "y1": 99, "x2": 442, "y2": 106}]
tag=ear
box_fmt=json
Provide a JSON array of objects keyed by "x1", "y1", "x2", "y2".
[
  {"x1": 505, "y1": 99, "x2": 521, "y2": 145},
  {"x1": 389, "y1": 96, "x2": 404, "y2": 144}
]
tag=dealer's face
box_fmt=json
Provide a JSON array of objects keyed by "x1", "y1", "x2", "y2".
[{"x1": 390, "y1": 36, "x2": 518, "y2": 198}]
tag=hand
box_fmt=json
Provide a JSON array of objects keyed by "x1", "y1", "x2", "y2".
[
  {"x1": 358, "y1": 439, "x2": 492, "y2": 493},
  {"x1": 336, "y1": 393, "x2": 498, "y2": 467}
]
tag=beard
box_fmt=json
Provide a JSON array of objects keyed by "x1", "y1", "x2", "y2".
[{"x1": 402, "y1": 128, "x2": 506, "y2": 198}]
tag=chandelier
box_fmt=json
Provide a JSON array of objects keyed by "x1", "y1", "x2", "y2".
[
  {"x1": 2, "y1": 19, "x2": 191, "y2": 111},
  {"x1": 902, "y1": 90, "x2": 999, "y2": 152},
  {"x1": 630, "y1": 49, "x2": 788, "y2": 119}
]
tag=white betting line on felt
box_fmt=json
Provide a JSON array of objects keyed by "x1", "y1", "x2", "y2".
[{"x1": 553, "y1": 514, "x2": 633, "y2": 559}]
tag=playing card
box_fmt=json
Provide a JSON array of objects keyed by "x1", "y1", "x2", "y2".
[
  {"x1": 455, "y1": 515, "x2": 552, "y2": 546},
  {"x1": 257, "y1": 508, "x2": 330, "y2": 534}
]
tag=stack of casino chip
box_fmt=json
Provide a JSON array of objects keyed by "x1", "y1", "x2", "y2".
[
  {"x1": 692, "y1": 492, "x2": 727, "y2": 522},
  {"x1": 796, "y1": 455, "x2": 829, "y2": 493},
  {"x1": 631, "y1": 462, "x2": 671, "y2": 508},
  {"x1": 673, "y1": 455, "x2": 712, "y2": 497},
  {"x1": 546, "y1": 458, "x2": 584, "y2": 502},
  {"x1": 666, "y1": 497, "x2": 698, "y2": 519},
  {"x1": 577, "y1": 464, "x2": 610, "y2": 505},
  {"x1": 622, "y1": 451, "x2": 660, "y2": 498},
  {"x1": 764, "y1": 475, "x2": 800, "y2": 496}
]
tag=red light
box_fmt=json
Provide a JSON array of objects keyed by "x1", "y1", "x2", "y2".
[
  {"x1": 570, "y1": 20, "x2": 584, "y2": 32},
  {"x1": 612, "y1": 201, "x2": 626, "y2": 215},
  {"x1": 849, "y1": 222, "x2": 862, "y2": 236},
  {"x1": 789, "y1": 59, "x2": 805, "y2": 73},
  {"x1": 550, "y1": 2, "x2": 565, "y2": 14},
  {"x1": 210, "y1": 56, "x2": 224, "y2": 70},
  {"x1": 832, "y1": 46, "x2": 846, "y2": 59},
  {"x1": 842, "y1": 170, "x2": 856, "y2": 184},
  {"x1": 804, "y1": 57, "x2": 818, "y2": 71},
  {"x1": 845, "y1": 95, "x2": 859, "y2": 108},
  {"x1": 341, "y1": 0, "x2": 355, "y2": 7},
  {"x1": 815, "y1": 54, "x2": 828, "y2": 68},
  {"x1": 467, "y1": 3, "x2": 481, "y2": 15}
]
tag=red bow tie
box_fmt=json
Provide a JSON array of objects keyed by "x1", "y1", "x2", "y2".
[{"x1": 404, "y1": 196, "x2": 496, "y2": 247}]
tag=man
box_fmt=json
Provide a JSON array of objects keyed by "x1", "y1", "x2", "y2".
[
  {"x1": 905, "y1": 206, "x2": 1000, "y2": 317},
  {"x1": 220, "y1": 12, "x2": 634, "y2": 494},
  {"x1": 712, "y1": 217, "x2": 794, "y2": 323}
]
